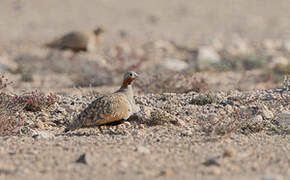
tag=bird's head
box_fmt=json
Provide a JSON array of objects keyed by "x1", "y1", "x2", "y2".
[
  {"x1": 93, "y1": 27, "x2": 104, "y2": 35},
  {"x1": 121, "y1": 71, "x2": 139, "y2": 88}
]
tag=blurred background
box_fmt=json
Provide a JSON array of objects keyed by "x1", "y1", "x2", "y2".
[{"x1": 0, "y1": 0, "x2": 289, "y2": 94}]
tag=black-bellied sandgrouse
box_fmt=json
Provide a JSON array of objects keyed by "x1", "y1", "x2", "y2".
[
  {"x1": 64, "y1": 71, "x2": 139, "y2": 132},
  {"x1": 46, "y1": 27, "x2": 104, "y2": 52}
]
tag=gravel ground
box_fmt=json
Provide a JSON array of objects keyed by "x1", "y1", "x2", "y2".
[{"x1": 0, "y1": 88, "x2": 289, "y2": 180}]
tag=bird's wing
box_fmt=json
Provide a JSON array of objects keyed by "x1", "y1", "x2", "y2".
[{"x1": 66, "y1": 94, "x2": 131, "y2": 131}]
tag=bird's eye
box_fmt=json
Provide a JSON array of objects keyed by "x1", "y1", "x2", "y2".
[{"x1": 129, "y1": 73, "x2": 132, "y2": 76}]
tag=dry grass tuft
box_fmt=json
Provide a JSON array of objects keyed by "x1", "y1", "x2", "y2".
[
  {"x1": 0, "y1": 75, "x2": 59, "y2": 136},
  {"x1": 17, "y1": 91, "x2": 59, "y2": 112}
]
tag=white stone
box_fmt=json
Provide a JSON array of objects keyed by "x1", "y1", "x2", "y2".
[
  {"x1": 250, "y1": 115, "x2": 263, "y2": 124},
  {"x1": 197, "y1": 46, "x2": 220, "y2": 69},
  {"x1": 261, "y1": 105, "x2": 274, "y2": 119},
  {"x1": 34, "y1": 131, "x2": 55, "y2": 139},
  {"x1": 176, "y1": 118, "x2": 186, "y2": 126}
]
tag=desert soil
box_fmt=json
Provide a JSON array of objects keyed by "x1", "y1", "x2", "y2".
[{"x1": 0, "y1": 0, "x2": 289, "y2": 180}]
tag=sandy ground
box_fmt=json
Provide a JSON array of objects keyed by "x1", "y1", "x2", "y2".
[
  {"x1": 1, "y1": 133, "x2": 289, "y2": 180},
  {"x1": 0, "y1": 1, "x2": 289, "y2": 180}
]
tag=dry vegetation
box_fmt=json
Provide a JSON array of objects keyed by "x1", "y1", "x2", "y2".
[{"x1": 0, "y1": 75, "x2": 59, "y2": 136}]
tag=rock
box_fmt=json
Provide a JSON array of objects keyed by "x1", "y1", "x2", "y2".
[
  {"x1": 159, "y1": 58, "x2": 188, "y2": 72},
  {"x1": 261, "y1": 105, "x2": 274, "y2": 120},
  {"x1": 18, "y1": 127, "x2": 38, "y2": 137},
  {"x1": 278, "y1": 112, "x2": 290, "y2": 125},
  {"x1": 33, "y1": 131, "x2": 54, "y2": 139},
  {"x1": 250, "y1": 115, "x2": 263, "y2": 124},
  {"x1": 203, "y1": 157, "x2": 220, "y2": 167},
  {"x1": 75, "y1": 153, "x2": 87, "y2": 164},
  {"x1": 136, "y1": 146, "x2": 150, "y2": 154},
  {"x1": 197, "y1": 46, "x2": 220, "y2": 69}
]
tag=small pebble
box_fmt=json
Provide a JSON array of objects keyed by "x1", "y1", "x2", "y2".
[
  {"x1": 33, "y1": 131, "x2": 54, "y2": 139},
  {"x1": 75, "y1": 153, "x2": 87, "y2": 164},
  {"x1": 203, "y1": 158, "x2": 220, "y2": 167}
]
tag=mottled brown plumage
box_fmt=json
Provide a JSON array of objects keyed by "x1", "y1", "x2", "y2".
[
  {"x1": 64, "y1": 71, "x2": 139, "y2": 132},
  {"x1": 46, "y1": 27, "x2": 104, "y2": 52}
]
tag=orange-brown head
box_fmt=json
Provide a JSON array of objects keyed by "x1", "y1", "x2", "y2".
[{"x1": 121, "y1": 71, "x2": 139, "y2": 89}]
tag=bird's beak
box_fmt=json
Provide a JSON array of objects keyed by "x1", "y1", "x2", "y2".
[{"x1": 135, "y1": 73, "x2": 139, "y2": 79}]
